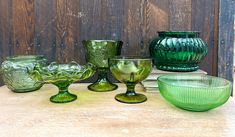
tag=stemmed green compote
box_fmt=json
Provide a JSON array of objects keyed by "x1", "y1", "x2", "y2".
[{"x1": 28, "y1": 61, "x2": 96, "y2": 103}]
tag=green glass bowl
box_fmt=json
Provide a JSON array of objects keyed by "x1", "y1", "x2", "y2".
[
  {"x1": 1, "y1": 55, "x2": 47, "y2": 92},
  {"x1": 157, "y1": 74, "x2": 232, "y2": 112},
  {"x1": 28, "y1": 61, "x2": 96, "y2": 103}
]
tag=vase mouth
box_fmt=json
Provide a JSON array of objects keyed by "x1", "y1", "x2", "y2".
[
  {"x1": 6, "y1": 55, "x2": 45, "y2": 61},
  {"x1": 158, "y1": 31, "x2": 200, "y2": 38}
]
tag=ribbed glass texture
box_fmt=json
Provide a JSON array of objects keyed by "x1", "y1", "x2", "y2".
[
  {"x1": 157, "y1": 74, "x2": 232, "y2": 112},
  {"x1": 150, "y1": 31, "x2": 208, "y2": 71}
]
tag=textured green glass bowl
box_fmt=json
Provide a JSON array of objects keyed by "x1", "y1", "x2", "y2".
[
  {"x1": 109, "y1": 57, "x2": 152, "y2": 104},
  {"x1": 83, "y1": 40, "x2": 123, "y2": 92},
  {"x1": 157, "y1": 74, "x2": 232, "y2": 112},
  {"x1": 1, "y1": 55, "x2": 47, "y2": 93},
  {"x1": 28, "y1": 61, "x2": 96, "y2": 103},
  {"x1": 149, "y1": 31, "x2": 208, "y2": 72}
]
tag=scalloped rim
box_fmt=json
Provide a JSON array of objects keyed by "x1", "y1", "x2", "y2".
[
  {"x1": 157, "y1": 74, "x2": 232, "y2": 89},
  {"x1": 6, "y1": 55, "x2": 45, "y2": 61}
]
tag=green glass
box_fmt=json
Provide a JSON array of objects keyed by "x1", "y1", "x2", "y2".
[
  {"x1": 28, "y1": 61, "x2": 96, "y2": 103},
  {"x1": 149, "y1": 31, "x2": 208, "y2": 71},
  {"x1": 109, "y1": 57, "x2": 152, "y2": 104},
  {"x1": 157, "y1": 74, "x2": 232, "y2": 112},
  {"x1": 83, "y1": 40, "x2": 123, "y2": 92},
  {"x1": 1, "y1": 55, "x2": 47, "y2": 93}
]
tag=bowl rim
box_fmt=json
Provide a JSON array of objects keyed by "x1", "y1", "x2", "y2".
[
  {"x1": 157, "y1": 74, "x2": 232, "y2": 89},
  {"x1": 6, "y1": 55, "x2": 45, "y2": 61}
]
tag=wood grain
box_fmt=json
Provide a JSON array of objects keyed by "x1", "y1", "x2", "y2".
[
  {"x1": 35, "y1": 0, "x2": 56, "y2": 62},
  {"x1": 100, "y1": 0, "x2": 124, "y2": 40},
  {"x1": 12, "y1": 0, "x2": 36, "y2": 55},
  {"x1": 122, "y1": 0, "x2": 146, "y2": 56},
  {"x1": 0, "y1": 0, "x2": 13, "y2": 85},
  {"x1": 169, "y1": 0, "x2": 192, "y2": 31},
  {"x1": 218, "y1": 0, "x2": 234, "y2": 89},
  {"x1": 55, "y1": 0, "x2": 79, "y2": 63},
  {"x1": 0, "y1": 0, "x2": 232, "y2": 85},
  {"x1": 78, "y1": 0, "x2": 103, "y2": 65},
  {"x1": 191, "y1": 0, "x2": 219, "y2": 75},
  {"x1": 0, "y1": 83, "x2": 235, "y2": 137},
  {"x1": 146, "y1": 0, "x2": 169, "y2": 38},
  {"x1": 0, "y1": 0, "x2": 13, "y2": 60}
]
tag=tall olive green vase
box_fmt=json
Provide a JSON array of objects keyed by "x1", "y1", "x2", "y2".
[{"x1": 83, "y1": 40, "x2": 123, "y2": 92}]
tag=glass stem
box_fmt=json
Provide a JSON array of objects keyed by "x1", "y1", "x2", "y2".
[
  {"x1": 59, "y1": 86, "x2": 69, "y2": 93},
  {"x1": 126, "y1": 83, "x2": 136, "y2": 96},
  {"x1": 54, "y1": 82, "x2": 70, "y2": 93},
  {"x1": 97, "y1": 68, "x2": 109, "y2": 83}
]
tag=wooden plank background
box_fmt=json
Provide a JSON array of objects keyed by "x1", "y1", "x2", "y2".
[
  {"x1": 218, "y1": 0, "x2": 234, "y2": 95},
  {"x1": 0, "y1": 0, "x2": 222, "y2": 84}
]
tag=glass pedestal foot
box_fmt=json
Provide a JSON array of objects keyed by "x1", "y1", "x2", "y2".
[
  {"x1": 115, "y1": 93, "x2": 147, "y2": 104},
  {"x1": 88, "y1": 82, "x2": 118, "y2": 92},
  {"x1": 50, "y1": 91, "x2": 77, "y2": 103}
]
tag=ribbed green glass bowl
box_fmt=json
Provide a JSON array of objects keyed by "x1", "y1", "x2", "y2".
[{"x1": 157, "y1": 74, "x2": 232, "y2": 112}]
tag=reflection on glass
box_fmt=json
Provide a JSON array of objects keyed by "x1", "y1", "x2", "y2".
[{"x1": 109, "y1": 57, "x2": 152, "y2": 104}]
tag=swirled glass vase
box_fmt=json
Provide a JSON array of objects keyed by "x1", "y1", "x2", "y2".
[
  {"x1": 149, "y1": 31, "x2": 208, "y2": 72},
  {"x1": 1, "y1": 55, "x2": 47, "y2": 93}
]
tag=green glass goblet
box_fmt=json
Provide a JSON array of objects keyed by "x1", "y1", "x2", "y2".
[
  {"x1": 28, "y1": 61, "x2": 96, "y2": 103},
  {"x1": 109, "y1": 57, "x2": 152, "y2": 104},
  {"x1": 83, "y1": 40, "x2": 123, "y2": 92}
]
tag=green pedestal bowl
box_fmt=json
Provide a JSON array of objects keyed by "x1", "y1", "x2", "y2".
[
  {"x1": 157, "y1": 74, "x2": 232, "y2": 112},
  {"x1": 28, "y1": 61, "x2": 96, "y2": 103},
  {"x1": 109, "y1": 57, "x2": 152, "y2": 104}
]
